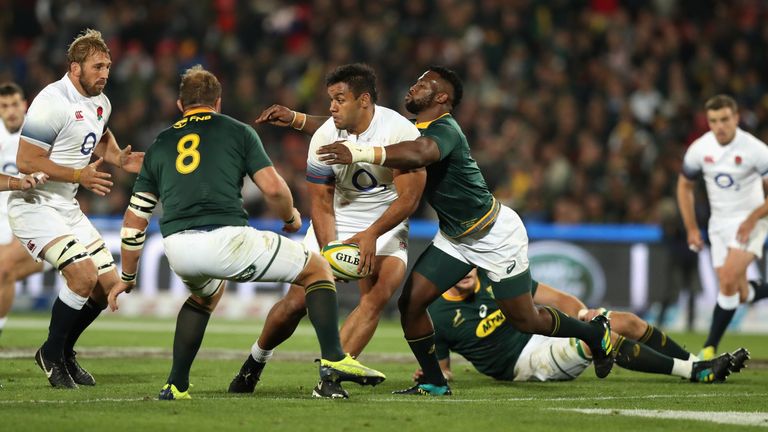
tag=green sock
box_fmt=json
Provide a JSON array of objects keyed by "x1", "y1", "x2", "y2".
[
  {"x1": 638, "y1": 324, "x2": 692, "y2": 360},
  {"x1": 542, "y1": 306, "x2": 601, "y2": 347},
  {"x1": 614, "y1": 336, "x2": 674, "y2": 375},
  {"x1": 167, "y1": 299, "x2": 211, "y2": 392},
  {"x1": 304, "y1": 280, "x2": 344, "y2": 361},
  {"x1": 407, "y1": 333, "x2": 446, "y2": 386}
]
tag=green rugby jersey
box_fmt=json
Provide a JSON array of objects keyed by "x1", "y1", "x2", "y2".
[
  {"x1": 133, "y1": 108, "x2": 272, "y2": 237},
  {"x1": 416, "y1": 113, "x2": 499, "y2": 238},
  {"x1": 429, "y1": 272, "x2": 536, "y2": 380}
]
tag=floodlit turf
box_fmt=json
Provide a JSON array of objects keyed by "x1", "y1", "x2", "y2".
[{"x1": 1, "y1": 313, "x2": 767, "y2": 432}]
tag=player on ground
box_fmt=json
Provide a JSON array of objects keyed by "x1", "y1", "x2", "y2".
[
  {"x1": 228, "y1": 63, "x2": 425, "y2": 398},
  {"x1": 9, "y1": 29, "x2": 143, "y2": 389},
  {"x1": 319, "y1": 66, "x2": 615, "y2": 396},
  {"x1": 678, "y1": 95, "x2": 768, "y2": 360},
  {"x1": 422, "y1": 269, "x2": 747, "y2": 384},
  {"x1": 107, "y1": 65, "x2": 385, "y2": 400},
  {"x1": 0, "y1": 82, "x2": 50, "y2": 339}
]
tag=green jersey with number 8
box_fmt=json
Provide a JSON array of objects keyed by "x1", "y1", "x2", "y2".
[{"x1": 133, "y1": 108, "x2": 273, "y2": 237}]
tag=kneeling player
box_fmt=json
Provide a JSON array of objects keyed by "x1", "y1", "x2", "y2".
[{"x1": 421, "y1": 269, "x2": 748, "y2": 384}]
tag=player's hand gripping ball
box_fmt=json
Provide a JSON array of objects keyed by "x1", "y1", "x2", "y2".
[{"x1": 321, "y1": 241, "x2": 364, "y2": 281}]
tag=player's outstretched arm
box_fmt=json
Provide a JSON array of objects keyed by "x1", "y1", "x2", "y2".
[
  {"x1": 0, "y1": 172, "x2": 47, "y2": 191},
  {"x1": 252, "y1": 166, "x2": 301, "y2": 233},
  {"x1": 94, "y1": 128, "x2": 144, "y2": 173},
  {"x1": 254, "y1": 104, "x2": 328, "y2": 136},
  {"x1": 109, "y1": 192, "x2": 156, "y2": 311},
  {"x1": 317, "y1": 136, "x2": 441, "y2": 170}
]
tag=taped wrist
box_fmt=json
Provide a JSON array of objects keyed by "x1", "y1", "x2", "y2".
[{"x1": 342, "y1": 141, "x2": 387, "y2": 165}]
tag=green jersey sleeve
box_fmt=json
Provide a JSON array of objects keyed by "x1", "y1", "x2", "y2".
[
  {"x1": 421, "y1": 120, "x2": 461, "y2": 161},
  {"x1": 243, "y1": 126, "x2": 273, "y2": 176}
]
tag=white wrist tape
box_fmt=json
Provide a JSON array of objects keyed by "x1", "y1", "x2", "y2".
[{"x1": 341, "y1": 141, "x2": 385, "y2": 165}]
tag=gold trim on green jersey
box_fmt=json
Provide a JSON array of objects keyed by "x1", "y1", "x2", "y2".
[
  {"x1": 451, "y1": 197, "x2": 500, "y2": 239},
  {"x1": 415, "y1": 112, "x2": 451, "y2": 130}
]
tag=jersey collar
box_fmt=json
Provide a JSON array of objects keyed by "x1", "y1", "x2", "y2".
[
  {"x1": 441, "y1": 276, "x2": 482, "y2": 302},
  {"x1": 183, "y1": 107, "x2": 215, "y2": 116},
  {"x1": 415, "y1": 112, "x2": 451, "y2": 130}
]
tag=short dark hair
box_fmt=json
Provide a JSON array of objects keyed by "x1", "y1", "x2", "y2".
[
  {"x1": 705, "y1": 94, "x2": 738, "y2": 113},
  {"x1": 179, "y1": 65, "x2": 221, "y2": 109},
  {"x1": 0, "y1": 82, "x2": 23, "y2": 98},
  {"x1": 428, "y1": 65, "x2": 463, "y2": 108},
  {"x1": 325, "y1": 63, "x2": 378, "y2": 103}
]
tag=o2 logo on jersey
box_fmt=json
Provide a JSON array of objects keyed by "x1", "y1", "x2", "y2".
[
  {"x1": 2, "y1": 162, "x2": 19, "y2": 176},
  {"x1": 80, "y1": 132, "x2": 97, "y2": 155},
  {"x1": 714, "y1": 173, "x2": 738, "y2": 190},
  {"x1": 351, "y1": 168, "x2": 383, "y2": 192}
]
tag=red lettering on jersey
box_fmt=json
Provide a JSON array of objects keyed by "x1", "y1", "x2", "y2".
[
  {"x1": 704, "y1": 156, "x2": 714, "y2": 163},
  {"x1": 735, "y1": 155, "x2": 742, "y2": 165},
  {"x1": 75, "y1": 111, "x2": 84, "y2": 121}
]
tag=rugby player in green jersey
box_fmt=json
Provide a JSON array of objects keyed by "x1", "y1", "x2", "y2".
[
  {"x1": 108, "y1": 65, "x2": 385, "y2": 400},
  {"x1": 318, "y1": 66, "x2": 616, "y2": 395},
  {"x1": 422, "y1": 269, "x2": 745, "y2": 384}
]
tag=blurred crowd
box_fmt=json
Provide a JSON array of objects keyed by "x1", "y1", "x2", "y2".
[{"x1": 1, "y1": 0, "x2": 766, "y2": 228}]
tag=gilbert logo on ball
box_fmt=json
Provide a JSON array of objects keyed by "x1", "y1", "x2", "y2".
[{"x1": 321, "y1": 241, "x2": 364, "y2": 280}]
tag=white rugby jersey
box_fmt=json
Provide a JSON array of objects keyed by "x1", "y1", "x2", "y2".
[
  {"x1": 306, "y1": 105, "x2": 420, "y2": 229},
  {"x1": 682, "y1": 128, "x2": 768, "y2": 229},
  {"x1": 0, "y1": 124, "x2": 21, "y2": 217},
  {"x1": 15, "y1": 74, "x2": 111, "y2": 204}
]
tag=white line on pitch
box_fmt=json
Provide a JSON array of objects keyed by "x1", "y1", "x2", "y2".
[{"x1": 556, "y1": 408, "x2": 768, "y2": 427}]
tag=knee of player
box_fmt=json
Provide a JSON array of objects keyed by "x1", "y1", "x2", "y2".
[
  {"x1": 301, "y1": 252, "x2": 334, "y2": 282},
  {"x1": 358, "y1": 292, "x2": 389, "y2": 315}
]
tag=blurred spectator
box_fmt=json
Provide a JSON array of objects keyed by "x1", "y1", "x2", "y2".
[{"x1": 2, "y1": 0, "x2": 764, "y2": 226}]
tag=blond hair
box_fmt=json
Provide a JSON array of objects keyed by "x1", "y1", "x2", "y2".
[
  {"x1": 67, "y1": 28, "x2": 110, "y2": 65},
  {"x1": 179, "y1": 65, "x2": 221, "y2": 109}
]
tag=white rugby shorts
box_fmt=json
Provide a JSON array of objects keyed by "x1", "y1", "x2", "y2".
[
  {"x1": 8, "y1": 199, "x2": 102, "y2": 260},
  {"x1": 431, "y1": 205, "x2": 529, "y2": 282},
  {"x1": 512, "y1": 334, "x2": 591, "y2": 381},
  {"x1": 708, "y1": 217, "x2": 768, "y2": 268},
  {"x1": 163, "y1": 226, "x2": 310, "y2": 296}
]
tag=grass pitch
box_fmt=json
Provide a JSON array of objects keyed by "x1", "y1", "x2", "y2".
[{"x1": 1, "y1": 313, "x2": 767, "y2": 432}]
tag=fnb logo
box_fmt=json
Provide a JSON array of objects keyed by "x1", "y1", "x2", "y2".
[
  {"x1": 26, "y1": 240, "x2": 35, "y2": 252},
  {"x1": 75, "y1": 111, "x2": 84, "y2": 121}
]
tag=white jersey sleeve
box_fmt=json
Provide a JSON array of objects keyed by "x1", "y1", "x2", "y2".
[
  {"x1": 306, "y1": 119, "x2": 338, "y2": 185},
  {"x1": 20, "y1": 89, "x2": 69, "y2": 150},
  {"x1": 681, "y1": 138, "x2": 704, "y2": 179}
]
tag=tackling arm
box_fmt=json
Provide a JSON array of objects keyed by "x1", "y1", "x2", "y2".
[
  {"x1": 317, "y1": 136, "x2": 442, "y2": 170},
  {"x1": 254, "y1": 104, "x2": 328, "y2": 136}
]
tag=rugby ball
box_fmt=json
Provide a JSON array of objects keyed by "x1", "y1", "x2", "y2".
[{"x1": 321, "y1": 241, "x2": 363, "y2": 280}]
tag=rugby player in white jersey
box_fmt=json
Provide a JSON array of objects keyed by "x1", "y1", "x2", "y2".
[
  {"x1": 0, "y1": 82, "x2": 50, "y2": 339},
  {"x1": 678, "y1": 94, "x2": 768, "y2": 360},
  {"x1": 229, "y1": 63, "x2": 425, "y2": 398},
  {"x1": 9, "y1": 29, "x2": 143, "y2": 389}
]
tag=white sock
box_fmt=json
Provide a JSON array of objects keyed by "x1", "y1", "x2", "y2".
[
  {"x1": 671, "y1": 358, "x2": 694, "y2": 379},
  {"x1": 251, "y1": 342, "x2": 273, "y2": 363},
  {"x1": 58, "y1": 286, "x2": 88, "y2": 310},
  {"x1": 717, "y1": 292, "x2": 740, "y2": 310},
  {"x1": 0, "y1": 316, "x2": 7, "y2": 329}
]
